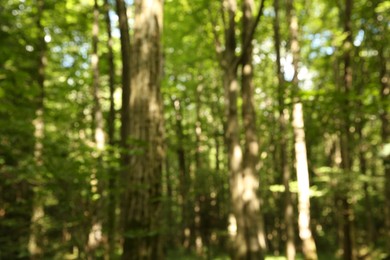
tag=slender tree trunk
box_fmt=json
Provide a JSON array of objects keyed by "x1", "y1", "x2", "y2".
[
  {"x1": 164, "y1": 155, "x2": 175, "y2": 248},
  {"x1": 292, "y1": 103, "x2": 318, "y2": 260},
  {"x1": 338, "y1": 0, "x2": 356, "y2": 258},
  {"x1": 355, "y1": 59, "x2": 374, "y2": 246},
  {"x1": 332, "y1": 55, "x2": 345, "y2": 257},
  {"x1": 92, "y1": 0, "x2": 105, "y2": 153},
  {"x1": 115, "y1": 0, "x2": 131, "y2": 250},
  {"x1": 29, "y1": 0, "x2": 46, "y2": 258},
  {"x1": 357, "y1": 123, "x2": 374, "y2": 244},
  {"x1": 115, "y1": 0, "x2": 131, "y2": 170},
  {"x1": 104, "y1": 0, "x2": 117, "y2": 257},
  {"x1": 286, "y1": 0, "x2": 318, "y2": 258},
  {"x1": 87, "y1": 1, "x2": 105, "y2": 256},
  {"x1": 194, "y1": 84, "x2": 205, "y2": 255},
  {"x1": 172, "y1": 97, "x2": 190, "y2": 250},
  {"x1": 272, "y1": 0, "x2": 295, "y2": 258},
  {"x1": 121, "y1": 0, "x2": 164, "y2": 259},
  {"x1": 378, "y1": 33, "x2": 390, "y2": 250}
]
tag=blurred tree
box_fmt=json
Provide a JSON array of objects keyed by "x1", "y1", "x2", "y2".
[
  {"x1": 272, "y1": 0, "x2": 295, "y2": 258},
  {"x1": 28, "y1": 0, "x2": 46, "y2": 258},
  {"x1": 121, "y1": 0, "x2": 165, "y2": 259}
]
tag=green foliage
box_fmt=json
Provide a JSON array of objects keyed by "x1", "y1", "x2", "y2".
[{"x1": 0, "y1": 0, "x2": 389, "y2": 258}]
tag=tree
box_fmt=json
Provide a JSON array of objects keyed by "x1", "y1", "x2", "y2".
[
  {"x1": 121, "y1": 0, "x2": 165, "y2": 259},
  {"x1": 376, "y1": 1, "x2": 390, "y2": 249},
  {"x1": 286, "y1": 0, "x2": 318, "y2": 258},
  {"x1": 272, "y1": 0, "x2": 295, "y2": 258},
  {"x1": 28, "y1": 0, "x2": 46, "y2": 258},
  {"x1": 338, "y1": 0, "x2": 356, "y2": 258},
  {"x1": 103, "y1": 0, "x2": 117, "y2": 257},
  {"x1": 114, "y1": 1, "x2": 131, "y2": 256},
  {"x1": 240, "y1": 0, "x2": 267, "y2": 258},
  {"x1": 1, "y1": 0, "x2": 390, "y2": 258},
  {"x1": 115, "y1": 0, "x2": 131, "y2": 168},
  {"x1": 87, "y1": 0, "x2": 105, "y2": 256},
  {"x1": 210, "y1": 0, "x2": 266, "y2": 258}
]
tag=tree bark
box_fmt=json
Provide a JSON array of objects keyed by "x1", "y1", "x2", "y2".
[
  {"x1": 194, "y1": 84, "x2": 205, "y2": 255},
  {"x1": 286, "y1": 0, "x2": 318, "y2": 258},
  {"x1": 339, "y1": 0, "x2": 356, "y2": 258},
  {"x1": 104, "y1": 0, "x2": 117, "y2": 257},
  {"x1": 28, "y1": 0, "x2": 46, "y2": 258},
  {"x1": 378, "y1": 29, "x2": 390, "y2": 251},
  {"x1": 292, "y1": 103, "x2": 318, "y2": 260},
  {"x1": 121, "y1": 0, "x2": 164, "y2": 259},
  {"x1": 92, "y1": 0, "x2": 105, "y2": 153},
  {"x1": 215, "y1": 2, "x2": 245, "y2": 258},
  {"x1": 240, "y1": 0, "x2": 267, "y2": 258},
  {"x1": 211, "y1": 0, "x2": 266, "y2": 258},
  {"x1": 87, "y1": 0, "x2": 105, "y2": 256},
  {"x1": 355, "y1": 58, "x2": 374, "y2": 246},
  {"x1": 115, "y1": 0, "x2": 131, "y2": 169},
  {"x1": 115, "y1": 0, "x2": 131, "y2": 253},
  {"x1": 272, "y1": 0, "x2": 295, "y2": 258},
  {"x1": 172, "y1": 97, "x2": 190, "y2": 250}
]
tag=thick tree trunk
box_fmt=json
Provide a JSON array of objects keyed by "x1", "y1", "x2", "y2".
[
  {"x1": 121, "y1": 0, "x2": 164, "y2": 259},
  {"x1": 104, "y1": 0, "x2": 117, "y2": 257},
  {"x1": 212, "y1": 1, "x2": 266, "y2": 258},
  {"x1": 286, "y1": 0, "x2": 318, "y2": 259},
  {"x1": 225, "y1": 66, "x2": 247, "y2": 260},
  {"x1": 216, "y1": 1, "x2": 245, "y2": 258},
  {"x1": 29, "y1": 0, "x2": 46, "y2": 258},
  {"x1": 272, "y1": 0, "x2": 295, "y2": 258},
  {"x1": 240, "y1": 0, "x2": 266, "y2": 258}
]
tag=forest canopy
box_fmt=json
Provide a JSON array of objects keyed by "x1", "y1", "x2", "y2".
[{"x1": 0, "y1": 0, "x2": 389, "y2": 259}]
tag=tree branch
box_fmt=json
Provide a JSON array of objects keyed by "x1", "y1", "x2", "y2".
[
  {"x1": 236, "y1": 0, "x2": 266, "y2": 69},
  {"x1": 207, "y1": 7, "x2": 224, "y2": 65}
]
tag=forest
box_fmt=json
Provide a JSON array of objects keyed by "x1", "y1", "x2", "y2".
[{"x1": 0, "y1": 0, "x2": 389, "y2": 259}]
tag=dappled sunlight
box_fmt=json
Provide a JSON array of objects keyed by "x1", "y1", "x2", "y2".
[{"x1": 1, "y1": 0, "x2": 388, "y2": 258}]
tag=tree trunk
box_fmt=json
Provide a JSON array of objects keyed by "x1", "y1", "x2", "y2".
[
  {"x1": 87, "y1": 0, "x2": 105, "y2": 256},
  {"x1": 194, "y1": 84, "x2": 205, "y2": 255},
  {"x1": 292, "y1": 103, "x2": 318, "y2": 260},
  {"x1": 378, "y1": 31, "x2": 390, "y2": 251},
  {"x1": 355, "y1": 58, "x2": 374, "y2": 246},
  {"x1": 104, "y1": 0, "x2": 117, "y2": 257},
  {"x1": 121, "y1": 0, "x2": 164, "y2": 259},
  {"x1": 115, "y1": 0, "x2": 131, "y2": 250},
  {"x1": 172, "y1": 97, "x2": 190, "y2": 250},
  {"x1": 211, "y1": 0, "x2": 266, "y2": 258},
  {"x1": 240, "y1": 0, "x2": 267, "y2": 258},
  {"x1": 272, "y1": 0, "x2": 295, "y2": 258},
  {"x1": 115, "y1": 0, "x2": 131, "y2": 169},
  {"x1": 215, "y1": 2, "x2": 244, "y2": 258},
  {"x1": 28, "y1": 0, "x2": 46, "y2": 258},
  {"x1": 286, "y1": 0, "x2": 318, "y2": 258},
  {"x1": 92, "y1": 0, "x2": 105, "y2": 153},
  {"x1": 339, "y1": 0, "x2": 356, "y2": 258}
]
